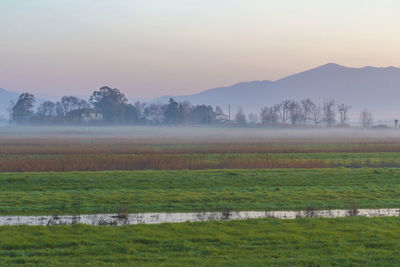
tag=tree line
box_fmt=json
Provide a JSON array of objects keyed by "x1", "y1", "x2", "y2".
[
  {"x1": 9, "y1": 86, "x2": 219, "y2": 126},
  {"x1": 9, "y1": 86, "x2": 374, "y2": 127}
]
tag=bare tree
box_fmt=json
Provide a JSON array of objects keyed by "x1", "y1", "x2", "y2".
[
  {"x1": 301, "y1": 99, "x2": 315, "y2": 127},
  {"x1": 248, "y1": 113, "x2": 258, "y2": 125},
  {"x1": 323, "y1": 99, "x2": 336, "y2": 127},
  {"x1": 277, "y1": 100, "x2": 291, "y2": 124},
  {"x1": 260, "y1": 106, "x2": 278, "y2": 125},
  {"x1": 337, "y1": 104, "x2": 351, "y2": 126},
  {"x1": 289, "y1": 101, "x2": 303, "y2": 125},
  {"x1": 235, "y1": 107, "x2": 247, "y2": 126},
  {"x1": 134, "y1": 101, "x2": 147, "y2": 120},
  {"x1": 310, "y1": 104, "x2": 322, "y2": 126},
  {"x1": 144, "y1": 102, "x2": 165, "y2": 124},
  {"x1": 360, "y1": 109, "x2": 373, "y2": 128}
]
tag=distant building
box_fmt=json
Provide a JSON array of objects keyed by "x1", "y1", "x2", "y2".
[
  {"x1": 215, "y1": 113, "x2": 229, "y2": 123},
  {"x1": 66, "y1": 109, "x2": 103, "y2": 124}
]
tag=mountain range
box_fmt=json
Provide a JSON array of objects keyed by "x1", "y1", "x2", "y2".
[
  {"x1": 2, "y1": 63, "x2": 400, "y2": 120},
  {"x1": 158, "y1": 63, "x2": 400, "y2": 119}
]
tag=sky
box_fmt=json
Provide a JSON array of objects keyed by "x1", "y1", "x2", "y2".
[{"x1": 1, "y1": 0, "x2": 400, "y2": 99}]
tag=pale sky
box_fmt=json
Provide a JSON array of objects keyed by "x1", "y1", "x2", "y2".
[{"x1": 1, "y1": 0, "x2": 400, "y2": 98}]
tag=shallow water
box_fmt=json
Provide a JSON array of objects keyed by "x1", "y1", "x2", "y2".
[{"x1": 1, "y1": 208, "x2": 399, "y2": 226}]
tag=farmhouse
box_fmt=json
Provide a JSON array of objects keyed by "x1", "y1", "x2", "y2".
[{"x1": 66, "y1": 108, "x2": 103, "y2": 124}]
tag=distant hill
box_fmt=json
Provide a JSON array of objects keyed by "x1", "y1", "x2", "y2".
[
  {"x1": 0, "y1": 88, "x2": 20, "y2": 117},
  {"x1": 157, "y1": 63, "x2": 400, "y2": 119}
]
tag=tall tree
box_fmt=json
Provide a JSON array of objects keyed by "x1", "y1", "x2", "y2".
[
  {"x1": 11, "y1": 93, "x2": 35, "y2": 123},
  {"x1": 289, "y1": 101, "x2": 303, "y2": 125},
  {"x1": 360, "y1": 109, "x2": 373, "y2": 128},
  {"x1": 337, "y1": 103, "x2": 351, "y2": 126},
  {"x1": 37, "y1": 101, "x2": 56, "y2": 118},
  {"x1": 323, "y1": 99, "x2": 336, "y2": 126},
  {"x1": 189, "y1": 105, "x2": 214, "y2": 124},
  {"x1": 181, "y1": 101, "x2": 192, "y2": 125},
  {"x1": 310, "y1": 104, "x2": 322, "y2": 126},
  {"x1": 144, "y1": 103, "x2": 165, "y2": 124},
  {"x1": 277, "y1": 100, "x2": 291, "y2": 124},
  {"x1": 90, "y1": 86, "x2": 128, "y2": 123},
  {"x1": 301, "y1": 99, "x2": 315, "y2": 126},
  {"x1": 235, "y1": 107, "x2": 247, "y2": 126},
  {"x1": 163, "y1": 98, "x2": 180, "y2": 125},
  {"x1": 260, "y1": 106, "x2": 278, "y2": 125},
  {"x1": 124, "y1": 104, "x2": 140, "y2": 124},
  {"x1": 248, "y1": 113, "x2": 258, "y2": 125}
]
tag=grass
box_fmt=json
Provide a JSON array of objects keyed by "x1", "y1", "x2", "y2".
[
  {"x1": 0, "y1": 217, "x2": 400, "y2": 266},
  {"x1": 1, "y1": 168, "x2": 400, "y2": 215}
]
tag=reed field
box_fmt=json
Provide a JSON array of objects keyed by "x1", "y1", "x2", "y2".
[{"x1": 4, "y1": 130, "x2": 400, "y2": 171}]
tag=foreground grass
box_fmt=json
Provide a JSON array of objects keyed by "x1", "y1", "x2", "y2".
[
  {"x1": 1, "y1": 168, "x2": 400, "y2": 215},
  {"x1": 0, "y1": 217, "x2": 399, "y2": 266}
]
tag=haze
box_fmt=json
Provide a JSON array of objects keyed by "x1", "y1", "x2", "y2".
[{"x1": 1, "y1": 0, "x2": 400, "y2": 98}]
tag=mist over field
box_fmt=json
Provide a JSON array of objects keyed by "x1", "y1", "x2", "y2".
[{"x1": 1, "y1": 125, "x2": 400, "y2": 143}]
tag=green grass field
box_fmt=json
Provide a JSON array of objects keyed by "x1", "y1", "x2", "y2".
[
  {"x1": 1, "y1": 217, "x2": 400, "y2": 266},
  {"x1": 1, "y1": 168, "x2": 400, "y2": 215}
]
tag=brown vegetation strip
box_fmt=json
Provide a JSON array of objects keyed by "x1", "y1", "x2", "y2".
[
  {"x1": 0, "y1": 154, "x2": 332, "y2": 172},
  {"x1": 3, "y1": 139, "x2": 400, "y2": 155}
]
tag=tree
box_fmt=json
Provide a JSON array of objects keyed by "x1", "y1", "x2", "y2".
[
  {"x1": 235, "y1": 107, "x2": 247, "y2": 126},
  {"x1": 301, "y1": 99, "x2": 315, "y2": 126},
  {"x1": 144, "y1": 103, "x2": 165, "y2": 124},
  {"x1": 277, "y1": 100, "x2": 291, "y2": 124},
  {"x1": 77, "y1": 99, "x2": 90, "y2": 110},
  {"x1": 395, "y1": 119, "x2": 398, "y2": 129},
  {"x1": 124, "y1": 104, "x2": 140, "y2": 124},
  {"x1": 248, "y1": 113, "x2": 258, "y2": 125},
  {"x1": 181, "y1": 101, "x2": 191, "y2": 125},
  {"x1": 260, "y1": 106, "x2": 278, "y2": 125},
  {"x1": 360, "y1": 109, "x2": 373, "y2": 128},
  {"x1": 337, "y1": 104, "x2": 351, "y2": 126},
  {"x1": 310, "y1": 104, "x2": 322, "y2": 126},
  {"x1": 61, "y1": 96, "x2": 90, "y2": 115},
  {"x1": 289, "y1": 101, "x2": 303, "y2": 125},
  {"x1": 55, "y1": 102, "x2": 65, "y2": 117},
  {"x1": 323, "y1": 99, "x2": 336, "y2": 126},
  {"x1": 37, "y1": 101, "x2": 56, "y2": 118},
  {"x1": 61, "y1": 96, "x2": 78, "y2": 114},
  {"x1": 163, "y1": 98, "x2": 180, "y2": 125},
  {"x1": 90, "y1": 86, "x2": 128, "y2": 123},
  {"x1": 133, "y1": 101, "x2": 147, "y2": 121},
  {"x1": 189, "y1": 105, "x2": 214, "y2": 124},
  {"x1": 11, "y1": 93, "x2": 35, "y2": 123},
  {"x1": 215, "y1": 106, "x2": 224, "y2": 115}
]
